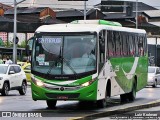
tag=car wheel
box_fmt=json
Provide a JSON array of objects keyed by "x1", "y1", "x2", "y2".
[
  {"x1": 46, "y1": 100, "x2": 57, "y2": 109},
  {"x1": 1, "y1": 82, "x2": 9, "y2": 96},
  {"x1": 19, "y1": 81, "x2": 27, "y2": 95},
  {"x1": 152, "y1": 80, "x2": 157, "y2": 88}
]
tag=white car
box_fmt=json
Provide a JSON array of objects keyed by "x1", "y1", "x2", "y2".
[
  {"x1": 147, "y1": 66, "x2": 160, "y2": 87},
  {"x1": 0, "y1": 64, "x2": 27, "y2": 96}
]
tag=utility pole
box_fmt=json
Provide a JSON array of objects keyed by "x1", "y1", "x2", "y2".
[
  {"x1": 84, "y1": 1, "x2": 86, "y2": 20},
  {"x1": 136, "y1": 0, "x2": 138, "y2": 29},
  {"x1": 13, "y1": 0, "x2": 17, "y2": 64},
  {"x1": 13, "y1": 0, "x2": 25, "y2": 64}
]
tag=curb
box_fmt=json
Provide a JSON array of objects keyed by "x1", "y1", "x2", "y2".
[{"x1": 71, "y1": 100, "x2": 160, "y2": 120}]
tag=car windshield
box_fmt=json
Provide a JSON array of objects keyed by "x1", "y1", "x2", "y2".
[
  {"x1": 148, "y1": 67, "x2": 155, "y2": 73},
  {"x1": 0, "y1": 66, "x2": 8, "y2": 74},
  {"x1": 32, "y1": 33, "x2": 97, "y2": 76}
]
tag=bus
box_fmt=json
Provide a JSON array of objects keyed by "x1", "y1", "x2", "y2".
[{"x1": 30, "y1": 20, "x2": 148, "y2": 108}]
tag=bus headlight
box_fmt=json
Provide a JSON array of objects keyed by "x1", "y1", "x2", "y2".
[
  {"x1": 81, "y1": 78, "x2": 96, "y2": 87},
  {"x1": 81, "y1": 82, "x2": 90, "y2": 87},
  {"x1": 32, "y1": 77, "x2": 45, "y2": 87},
  {"x1": 36, "y1": 80, "x2": 45, "y2": 87}
]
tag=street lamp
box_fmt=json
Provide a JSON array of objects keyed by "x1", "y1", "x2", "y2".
[{"x1": 13, "y1": 0, "x2": 25, "y2": 64}]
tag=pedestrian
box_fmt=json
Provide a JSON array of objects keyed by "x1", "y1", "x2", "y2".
[
  {"x1": 5, "y1": 56, "x2": 13, "y2": 64},
  {"x1": 3, "y1": 56, "x2": 6, "y2": 64},
  {"x1": 0, "y1": 55, "x2": 3, "y2": 64}
]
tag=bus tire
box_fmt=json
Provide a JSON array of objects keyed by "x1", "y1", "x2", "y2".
[
  {"x1": 128, "y1": 81, "x2": 136, "y2": 101},
  {"x1": 120, "y1": 94, "x2": 128, "y2": 103},
  {"x1": 97, "y1": 97, "x2": 107, "y2": 108},
  {"x1": 46, "y1": 100, "x2": 57, "y2": 109},
  {"x1": 97, "y1": 81, "x2": 111, "y2": 108}
]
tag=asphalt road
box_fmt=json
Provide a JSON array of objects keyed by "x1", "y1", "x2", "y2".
[{"x1": 0, "y1": 85, "x2": 160, "y2": 120}]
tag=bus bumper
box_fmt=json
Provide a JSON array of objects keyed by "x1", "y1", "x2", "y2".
[{"x1": 31, "y1": 80, "x2": 98, "y2": 101}]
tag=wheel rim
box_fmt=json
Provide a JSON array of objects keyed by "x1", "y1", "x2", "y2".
[
  {"x1": 102, "y1": 91, "x2": 108, "y2": 106},
  {"x1": 133, "y1": 83, "x2": 136, "y2": 98},
  {"x1": 22, "y1": 83, "x2": 27, "y2": 94},
  {"x1": 133, "y1": 88, "x2": 136, "y2": 98},
  {"x1": 4, "y1": 84, "x2": 9, "y2": 95},
  {"x1": 155, "y1": 81, "x2": 157, "y2": 86}
]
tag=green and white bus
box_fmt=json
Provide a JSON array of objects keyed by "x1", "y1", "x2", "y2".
[{"x1": 31, "y1": 20, "x2": 148, "y2": 108}]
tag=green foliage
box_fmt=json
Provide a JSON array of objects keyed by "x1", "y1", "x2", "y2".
[
  {"x1": 3, "y1": 40, "x2": 27, "y2": 48},
  {"x1": 4, "y1": 41, "x2": 13, "y2": 47},
  {"x1": 0, "y1": 38, "x2": 4, "y2": 46},
  {"x1": 18, "y1": 40, "x2": 27, "y2": 48}
]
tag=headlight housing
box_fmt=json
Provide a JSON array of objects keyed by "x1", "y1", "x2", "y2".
[
  {"x1": 36, "y1": 80, "x2": 45, "y2": 87},
  {"x1": 81, "y1": 78, "x2": 97, "y2": 87},
  {"x1": 148, "y1": 76, "x2": 154, "y2": 80},
  {"x1": 0, "y1": 77, "x2": 3, "y2": 80},
  {"x1": 31, "y1": 77, "x2": 45, "y2": 87}
]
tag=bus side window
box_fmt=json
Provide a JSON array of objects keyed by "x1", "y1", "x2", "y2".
[
  {"x1": 128, "y1": 35, "x2": 135, "y2": 56},
  {"x1": 99, "y1": 31, "x2": 105, "y2": 63},
  {"x1": 115, "y1": 32, "x2": 122, "y2": 56},
  {"x1": 135, "y1": 35, "x2": 139, "y2": 56},
  {"x1": 122, "y1": 33, "x2": 128, "y2": 56},
  {"x1": 138, "y1": 36, "x2": 144, "y2": 56},
  {"x1": 143, "y1": 35, "x2": 147, "y2": 55},
  {"x1": 108, "y1": 31, "x2": 115, "y2": 57}
]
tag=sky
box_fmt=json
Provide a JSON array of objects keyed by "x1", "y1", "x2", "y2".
[
  {"x1": 0, "y1": 0, "x2": 101, "y2": 9},
  {"x1": 0, "y1": 0, "x2": 159, "y2": 9},
  {"x1": 0, "y1": 0, "x2": 100, "y2": 5}
]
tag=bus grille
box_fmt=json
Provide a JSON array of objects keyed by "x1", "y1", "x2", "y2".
[{"x1": 44, "y1": 83, "x2": 81, "y2": 91}]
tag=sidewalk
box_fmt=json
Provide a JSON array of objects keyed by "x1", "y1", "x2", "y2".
[{"x1": 71, "y1": 100, "x2": 160, "y2": 120}]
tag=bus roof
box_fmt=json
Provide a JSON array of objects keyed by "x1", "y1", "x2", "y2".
[{"x1": 35, "y1": 20, "x2": 146, "y2": 34}]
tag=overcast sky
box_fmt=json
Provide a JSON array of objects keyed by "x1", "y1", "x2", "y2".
[
  {"x1": 0, "y1": 0, "x2": 101, "y2": 5},
  {"x1": 0, "y1": 0, "x2": 159, "y2": 9}
]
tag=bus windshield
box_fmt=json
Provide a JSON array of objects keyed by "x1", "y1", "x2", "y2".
[{"x1": 32, "y1": 33, "x2": 97, "y2": 77}]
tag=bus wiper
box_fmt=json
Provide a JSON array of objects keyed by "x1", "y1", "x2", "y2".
[
  {"x1": 46, "y1": 46, "x2": 77, "y2": 77},
  {"x1": 60, "y1": 55, "x2": 78, "y2": 76},
  {"x1": 46, "y1": 55, "x2": 78, "y2": 77},
  {"x1": 46, "y1": 47, "x2": 58, "y2": 76},
  {"x1": 46, "y1": 60, "x2": 57, "y2": 75}
]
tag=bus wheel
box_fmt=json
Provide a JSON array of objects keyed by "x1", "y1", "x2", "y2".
[
  {"x1": 120, "y1": 94, "x2": 128, "y2": 103},
  {"x1": 128, "y1": 82, "x2": 136, "y2": 101},
  {"x1": 97, "y1": 91, "x2": 108, "y2": 108},
  {"x1": 46, "y1": 100, "x2": 57, "y2": 109}
]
